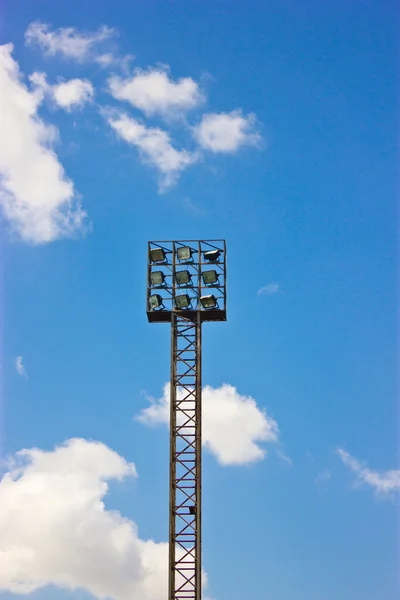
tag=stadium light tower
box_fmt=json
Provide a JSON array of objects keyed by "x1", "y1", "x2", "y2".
[{"x1": 147, "y1": 240, "x2": 227, "y2": 600}]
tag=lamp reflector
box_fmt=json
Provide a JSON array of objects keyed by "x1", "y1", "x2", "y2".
[
  {"x1": 175, "y1": 294, "x2": 190, "y2": 309},
  {"x1": 149, "y1": 294, "x2": 162, "y2": 310},
  {"x1": 177, "y1": 246, "x2": 192, "y2": 261},
  {"x1": 200, "y1": 294, "x2": 217, "y2": 309},
  {"x1": 202, "y1": 270, "x2": 218, "y2": 285},
  {"x1": 203, "y1": 249, "x2": 220, "y2": 262},
  {"x1": 149, "y1": 248, "x2": 166, "y2": 263},
  {"x1": 150, "y1": 270, "x2": 165, "y2": 286},
  {"x1": 176, "y1": 270, "x2": 191, "y2": 285}
]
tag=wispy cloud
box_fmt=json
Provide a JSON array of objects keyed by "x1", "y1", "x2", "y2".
[
  {"x1": 15, "y1": 356, "x2": 27, "y2": 377},
  {"x1": 25, "y1": 21, "x2": 116, "y2": 63},
  {"x1": 275, "y1": 448, "x2": 293, "y2": 466},
  {"x1": 182, "y1": 197, "x2": 205, "y2": 215},
  {"x1": 257, "y1": 282, "x2": 280, "y2": 296},
  {"x1": 315, "y1": 470, "x2": 331, "y2": 485},
  {"x1": 337, "y1": 448, "x2": 400, "y2": 497},
  {"x1": 106, "y1": 112, "x2": 198, "y2": 190}
]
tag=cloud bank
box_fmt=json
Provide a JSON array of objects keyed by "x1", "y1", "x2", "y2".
[
  {"x1": 0, "y1": 438, "x2": 209, "y2": 599},
  {"x1": 0, "y1": 44, "x2": 85, "y2": 243}
]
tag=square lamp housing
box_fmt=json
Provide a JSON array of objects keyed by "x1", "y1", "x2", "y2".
[
  {"x1": 203, "y1": 249, "x2": 220, "y2": 262},
  {"x1": 149, "y1": 294, "x2": 163, "y2": 310},
  {"x1": 176, "y1": 270, "x2": 191, "y2": 285},
  {"x1": 202, "y1": 270, "x2": 218, "y2": 285},
  {"x1": 175, "y1": 294, "x2": 191, "y2": 309},
  {"x1": 200, "y1": 294, "x2": 217, "y2": 309},
  {"x1": 150, "y1": 270, "x2": 165, "y2": 286},
  {"x1": 149, "y1": 248, "x2": 166, "y2": 263},
  {"x1": 177, "y1": 246, "x2": 192, "y2": 261}
]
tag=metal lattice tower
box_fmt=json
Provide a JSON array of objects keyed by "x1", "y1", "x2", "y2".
[
  {"x1": 169, "y1": 313, "x2": 202, "y2": 599},
  {"x1": 146, "y1": 240, "x2": 227, "y2": 600}
]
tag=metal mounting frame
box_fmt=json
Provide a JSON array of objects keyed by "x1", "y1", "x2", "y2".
[{"x1": 146, "y1": 240, "x2": 227, "y2": 323}]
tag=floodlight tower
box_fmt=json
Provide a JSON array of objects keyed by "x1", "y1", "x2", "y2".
[{"x1": 146, "y1": 240, "x2": 227, "y2": 600}]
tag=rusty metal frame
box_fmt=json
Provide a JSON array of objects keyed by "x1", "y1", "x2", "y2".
[
  {"x1": 169, "y1": 312, "x2": 202, "y2": 600},
  {"x1": 147, "y1": 240, "x2": 226, "y2": 600}
]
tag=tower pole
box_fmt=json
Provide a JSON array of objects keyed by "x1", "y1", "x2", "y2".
[
  {"x1": 147, "y1": 239, "x2": 226, "y2": 600},
  {"x1": 169, "y1": 312, "x2": 202, "y2": 600}
]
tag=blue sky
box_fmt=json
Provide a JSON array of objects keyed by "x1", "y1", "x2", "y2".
[{"x1": 0, "y1": 1, "x2": 398, "y2": 599}]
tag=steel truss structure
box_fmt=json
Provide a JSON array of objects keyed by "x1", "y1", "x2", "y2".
[
  {"x1": 169, "y1": 312, "x2": 202, "y2": 600},
  {"x1": 146, "y1": 240, "x2": 227, "y2": 600}
]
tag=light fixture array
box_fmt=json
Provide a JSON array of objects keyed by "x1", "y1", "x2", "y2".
[{"x1": 147, "y1": 241, "x2": 226, "y2": 319}]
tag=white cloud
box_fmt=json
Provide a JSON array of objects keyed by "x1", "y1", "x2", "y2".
[
  {"x1": 107, "y1": 112, "x2": 198, "y2": 189},
  {"x1": 52, "y1": 79, "x2": 94, "y2": 111},
  {"x1": 25, "y1": 21, "x2": 115, "y2": 62},
  {"x1": 257, "y1": 282, "x2": 280, "y2": 296},
  {"x1": 30, "y1": 72, "x2": 94, "y2": 112},
  {"x1": 275, "y1": 448, "x2": 292, "y2": 466},
  {"x1": 315, "y1": 470, "x2": 331, "y2": 484},
  {"x1": 15, "y1": 356, "x2": 27, "y2": 377},
  {"x1": 337, "y1": 448, "x2": 400, "y2": 496},
  {"x1": 193, "y1": 110, "x2": 261, "y2": 153},
  {"x1": 95, "y1": 53, "x2": 115, "y2": 67},
  {"x1": 108, "y1": 67, "x2": 204, "y2": 118},
  {"x1": 137, "y1": 383, "x2": 279, "y2": 465},
  {"x1": 0, "y1": 44, "x2": 85, "y2": 244},
  {"x1": 0, "y1": 438, "x2": 209, "y2": 599}
]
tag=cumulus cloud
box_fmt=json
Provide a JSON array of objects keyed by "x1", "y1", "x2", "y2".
[
  {"x1": 193, "y1": 110, "x2": 261, "y2": 153},
  {"x1": 257, "y1": 282, "x2": 280, "y2": 296},
  {"x1": 25, "y1": 21, "x2": 116, "y2": 62},
  {"x1": 15, "y1": 356, "x2": 27, "y2": 377},
  {"x1": 30, "y1": 72, "x2": 94, "y2": 111},
  {"x1": 109, "y1": 67, "x2": 204, "y2": 118},
  {"x1": 52, "y1": 79, "x2": 94, "y2": 111},
  {"x1": 137, "y1": 383, "x2": 279, "y2": 465},
  {"x1": 0, "y1": 44, "x2": 85, "y2": 243},
  {"x1": 337, "y1": 448, "x2": 400, "y2": 496},
  {"x1": 0, "y1": 438, "x2": 209, "y2": 599},
  {"x1": 107, "y1": 112, "x2": 198, "y2": 189}
]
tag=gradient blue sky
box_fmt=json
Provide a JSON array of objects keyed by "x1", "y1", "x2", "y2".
[{"x1": 1, "y1": 1, "x2": 398, "y2": 600}]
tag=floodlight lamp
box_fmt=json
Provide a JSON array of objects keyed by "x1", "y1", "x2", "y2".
[
  {"x1": 200, "y1": 294, "x2": 217, "y2": 309},
  {"x1": 149, "y1": 294, "x2": 163, "y2": 310},
  {"x1": 149, "y1": 248, "x2": 166, "y2": 263},
  {"x1": 175, "y1": 294, "x2": 191, "y2": 309},
  {"x1": 176, "y1": 270, "x2": 191, "y2": 285},
  {"x1": 203, "y1": 249, "x2": 220, "y2": 262},
  {"x1": 150, "y1": 270, "x2": 165, "y2": 286},
  {"x1": 202, "y1": 270, "x2": 218, "y2": 285},
  {"x1": 177, "y1": 246, "x2": 192, "y2": 261}
]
